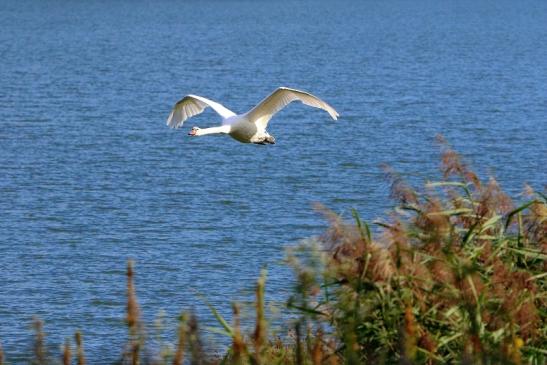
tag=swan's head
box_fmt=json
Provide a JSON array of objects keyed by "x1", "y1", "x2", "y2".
[{"x1": 188, "y1": 126, "x2": 200, "y2": 136}]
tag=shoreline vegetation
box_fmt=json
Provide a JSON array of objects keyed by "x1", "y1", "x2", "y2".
[{"x1": 1, "y1": 140, "x2": 545, "y2": 364}]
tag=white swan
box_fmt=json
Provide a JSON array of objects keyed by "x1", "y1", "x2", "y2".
[{"x1": 166, "y1": 87, "x2": 339, "y2": 144}]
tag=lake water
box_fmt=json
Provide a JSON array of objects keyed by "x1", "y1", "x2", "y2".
[{"x1": 0, "y1": 0, "x2": 546, "y2": 362}]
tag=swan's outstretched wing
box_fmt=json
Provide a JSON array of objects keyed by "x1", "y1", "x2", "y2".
[
  {"x1": 245, "y1": 87, "x2": 339, "y2": 129},
  {"x1": 166, "y1": 95, "x2": 237, "y2": 128}
]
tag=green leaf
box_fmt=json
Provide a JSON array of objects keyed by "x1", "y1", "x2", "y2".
[
  {"x1": 463, "y1": 220, "x2": 481, "y2": 245},
  {"x1": 507, "y1": 247, "x2": 547, "y2": 261},
  {"x1": 427, "y1": 208, "x2": 472, "y2": 216},
  {"x1": 373, "y1": 221, "x2": 392, "y2": 229},
  {"x1": 444, "y1": 306, "x2": 461, "y2": 319},
  {"x1": 195, "y1": 293, "x2": 233, "y2": 337},
  {"x1": 479, "y1": 215, "x2": 502, "y2": 233},
  {"x1": 522, "y1": 345, "x2": 547, "y2": 355},
  {"x1": 287, "y1": 303, "x2": 327, "y2": 317},
  {"x1": 416, "y1": 347, "x2": 445, "y2": 362},
  {"x1": 425, "y1": 181, "x2": 469, "y2": 188},
  {"x1": 527, "y1": 272, "x2": 547, "y2": 282},
  {"x1": 437, "y1": 333, "x2": 463, "y2": 348},
  {"x1": 426, "y1": 181, "x2": 473, "y2": 198},
  {"x1": 400, "y1": 204, "x2": 422, "y2": 213},
  {"x1": 204, "y1": 326, "x2": 233, "y2": 338},
  {"x1": 352, "y1": 209, "x2": 372, "y2": 244},
  {"x1": 505, "y1": 200, "x2": 538, "y2": 229}
]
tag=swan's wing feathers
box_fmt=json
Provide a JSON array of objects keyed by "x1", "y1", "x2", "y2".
[
  {"x1": 166, "y1": 95, "x2": 236, "y2": 129},
  {"x1": 166, "y1": 97, "x2": 203, "y2": 129},
  {"x1": 246, "y1": 87, "x2": 339, "y2": 129}
]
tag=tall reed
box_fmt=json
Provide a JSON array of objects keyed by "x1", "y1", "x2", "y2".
[{"x1": 290, "y1": 140, "x2": 547, "y2": 364}]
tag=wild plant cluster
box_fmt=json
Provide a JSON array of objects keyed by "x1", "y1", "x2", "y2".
[{"x1": 1, "y1": 143, "x2": 545, "y2": 364}]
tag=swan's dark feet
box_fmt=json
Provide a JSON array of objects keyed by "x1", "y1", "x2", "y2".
[{"x1": 253, "y1": 135, "x2": 276, "y2": 145}]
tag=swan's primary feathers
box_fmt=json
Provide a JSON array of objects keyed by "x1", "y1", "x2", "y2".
[
  {"x1": 166, "y1": 95, "x2": 236, "y2": 128},
  {"x1": 166, "y1": 87, "x2": 338, "y2": 144},
  {"x1": 246, "y1": 87, "x2": 339, "y2": 130}
]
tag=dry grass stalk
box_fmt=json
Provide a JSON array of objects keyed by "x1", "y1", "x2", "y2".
[
  {"x1": 126, "y1": 260, "x2": 141, "y2": 365},
  {"x1": 75, "y1": 331, "x2": 85, "y2": 365},
  {"x1": 294, "y1": 323, "x2": 303, "y2": 365},
  {"x1": 187, "y1": 314, "x2": 204, "y2": 365},
  {"x1": 32, "y1": 317, "x2": 47, "y2": 365},
  {"x1": 231, "y1": 304, "x2": 247, "y2": 364},
  {"x1": 127, "y1": 260, "x2": 141, "y2": 331},
  {"x1": 173, "y1": 313, "x2": 188, "y2": 365},
  {"x1": 310, "y1": 329, "x2": 324, "y2": 365},
  {"x1": 62, "y1": 338, "x2": 71, "y2": 365},
  {"x1": 402, "y1": 306, "x2": 417, "y2": 362},
  {"x1": 252, "y1": 270, "x2": 267, "y2": 364}
]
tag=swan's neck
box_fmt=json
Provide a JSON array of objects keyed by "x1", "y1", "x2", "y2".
[{"x1": 197, "y1": 125, "x2": 231, "y2": 136}]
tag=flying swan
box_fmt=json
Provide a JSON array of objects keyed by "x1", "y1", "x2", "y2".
[{"x1": 166, "y1": 87, "x2": 339, "y2": 144}]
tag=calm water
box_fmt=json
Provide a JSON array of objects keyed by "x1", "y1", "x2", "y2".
[{"x1": 1, "y1": 0, "x2": 546, "y2": 362}]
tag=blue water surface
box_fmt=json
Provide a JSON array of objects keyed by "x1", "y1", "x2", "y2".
[{"x1": 1, "y1": 0, "x2": 546, "y2": 362}]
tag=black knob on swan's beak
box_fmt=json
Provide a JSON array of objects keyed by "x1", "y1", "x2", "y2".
[{"x1": 188, "y1": 127, "x2": 198, "y2": 136}]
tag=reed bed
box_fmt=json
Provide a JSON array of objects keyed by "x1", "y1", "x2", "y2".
[{"x1": 3, "y1": 143, "x2": 545, "y2": 364}]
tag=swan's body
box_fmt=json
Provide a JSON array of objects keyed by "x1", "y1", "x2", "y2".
[{"x1": 166, "y1": 87, "x2": 339, "y2": 144}]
